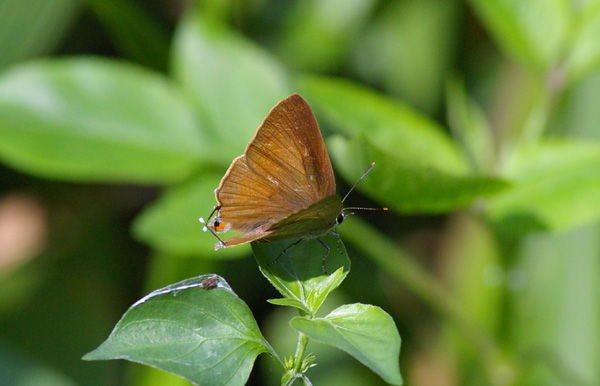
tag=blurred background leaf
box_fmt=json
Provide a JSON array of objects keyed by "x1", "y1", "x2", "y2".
[
  {"x1": 0, "y1": 58, "x2": 205, "y2": 184},
  {"x1": 171, "y1": 9, "x2": 291, "y2": 164},
  {"x1": 329, "y1": 135, "x2": 509, "y2": 213},
  {"x1": 299, "y1": 75, "x2": 468, "y2": 173},
  {"x1": 487, "y1": 140, "x2": 600, "y2": 233},
  {"x1": 467, "y1": 0, "x2": 568, "y2": 71},
  {"x1": 0, "y1": 0, "x2": 81, "y2": 71},
  {"x1": 299, "y1": 76, "x2": 509, "y2": 213}
]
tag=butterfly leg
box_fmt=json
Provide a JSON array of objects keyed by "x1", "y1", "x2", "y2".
[
  {"x1": 317, "y1": 238, "x2": 330, "y2": 274},
  {"x1": 330, "y1": 231, "x2": 343, "y2": 254},
  {"x1": 268, "y1": 239, "x2": 303, "y2": 267}
]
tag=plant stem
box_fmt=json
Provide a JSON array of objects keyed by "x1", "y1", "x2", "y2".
[
  {"x1": 281, "y1": 333, "x2": 311, "y2": 386},
  {"x1": 293, "y1": 332, "x2": 309, "y2": 374},
  {"x1": 340, "y1": 218, "x2": 508, "y2": 382}
]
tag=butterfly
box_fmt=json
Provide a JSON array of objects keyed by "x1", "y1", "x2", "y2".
[{"x1": 199, "y1": 94, "x2": 384, "y2": 270}]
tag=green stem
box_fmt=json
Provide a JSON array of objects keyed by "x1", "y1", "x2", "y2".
[
  {"x1": 282, "y1": 333, "x2": 311, "y2": 386},
  {"x1": 293, "y1": 333, "x2": 309, "y2": 374},
  {"x1": 340, "y1": 218, "x2": 508, "y2": 382}
]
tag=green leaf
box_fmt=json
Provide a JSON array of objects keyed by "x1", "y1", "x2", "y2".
[
  {"x1": 329, "y1": 135, "x2": 509, "y2": 214},
  {"x1": 132, "y1": 172, "x2": 250, "y2": 258},
  {"x1": 252, "y1": 234, "x2": 350, "y2": 315},
  {"x1": 84, "y1": 274, "x2": 278, "y2": 386},
  {"x1": 0, "y1": 0, "x2": 81, "y2": 70},
  {"x1": 290, "y1": 303, "x2": 403, "y2": 385},
  {"x1": 299, "y1": 75, "x2": 468, "y2": 174},
  {"x1": 266, "y1": 298, "x2": 312, "y2": 314},
  {"x1": 298, "y1": 76, "x2": 509, "y2": 213},
  {"x1": 487, "y1": 140, "x2": 600, "y2": 234},
  {"x1": 276, "y1": 0, "x2": 377, "y2": 72},
  {"x1": 0, "y1": 58, "x2": 206, "y2": 184},
  {"x1": 566, "y1": 3, "x2": 600, "y2": 82},
  {"x1": 467, "y1": 0, "x2": 568, "y2": 70},
  {"x1": 171, "y1": 10, "x2": 291, "y2": 164}
]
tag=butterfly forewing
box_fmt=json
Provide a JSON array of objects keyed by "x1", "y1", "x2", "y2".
[
  {"x1": 246, "y1": 95, "x2": 335, "y2": 201},
  {"x1": 214, "y1": 94, "x2": 336, "y2": 237}
]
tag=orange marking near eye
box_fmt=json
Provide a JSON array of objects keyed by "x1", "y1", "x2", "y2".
[{"x1": 213, "y1": 220, "x2": 225, "y2": 232}]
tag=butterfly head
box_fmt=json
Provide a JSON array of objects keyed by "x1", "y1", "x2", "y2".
[
  {"x1": 199, "y1": 206, "x2": 229, "y2": 250},
  {"x1": 210, "y1": 218, "x2": 226, "y2": 232},
  {"x1": 199, "y1": 212, "x2": 227, "y2": 233}
]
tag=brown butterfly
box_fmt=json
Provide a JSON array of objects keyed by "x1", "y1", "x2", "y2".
[{"x1": 200, "y1": 94, "x2": 384, "y2": 268}]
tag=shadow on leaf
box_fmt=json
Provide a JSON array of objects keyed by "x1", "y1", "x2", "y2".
[{"x1": 252, "y1": 234, "x2": 350, "y2": 314}]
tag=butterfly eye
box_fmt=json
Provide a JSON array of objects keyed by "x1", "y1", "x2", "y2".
[
  {"x1": 212, "y1": 219, "x2": 225, "y2": 232},
  {"x1": 336, "y1": 213, "x2": 345, "y2": 224}
]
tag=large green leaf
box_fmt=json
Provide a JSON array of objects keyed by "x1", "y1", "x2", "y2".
[
  {"x1": 467, "y1": 0, "x2": 568, "y2": 70},
  {"x1": 132, "y1": 172, "x2": 249, "y2": 258},
  {"x1": 252, "y1": 234, "x2": 350, "y2": 315},
  {"x1": 299, "y1": 76, "x2": 508, "y2": 213},
  {"x1": 299, "y1": 75, "x2": 468, "y2": 174},
  {"x1": 487, "y1": 140, "x2": 600, "y2": 233},
  {"x1": 0, "y1": 0, "x2": 80, "y2": 70},
  {"x1": 84, "y1": 274, "x2": 279, "y2": 386},
  {"x1": 329, "y1": 134, "x2": 508, "y2": 214},
  {"x1": 290, "y1": 303, "x2": 403, "y2": 385},
  {"x1": 0, "y1": 58, "x2": 205, "y2": 184},
  {"x1": 171, "y1": 10, "x2": 291, "y2": 164}
]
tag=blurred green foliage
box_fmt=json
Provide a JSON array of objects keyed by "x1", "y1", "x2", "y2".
[{"x1": 1, "y1": 0, "x2": 600, "y2": 385}]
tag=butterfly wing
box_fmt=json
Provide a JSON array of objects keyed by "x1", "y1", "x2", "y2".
[
  {"x1": 217, "y1": 195, "x2": 342, "y2": 250},
  {"x1": 213, "y1": 94, "x2": 336, "y2": 238}
]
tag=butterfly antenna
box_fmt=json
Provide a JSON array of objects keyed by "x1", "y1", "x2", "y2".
[
  {"x1": 342, "y1": 162, "x2": 375, "y2": 203},
  {"x1": 343, "y1": 207, "x2": 388, "y2": 211},
  {"x1": 341, "y1": 163, "x2": 388, "y2": 215}
]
